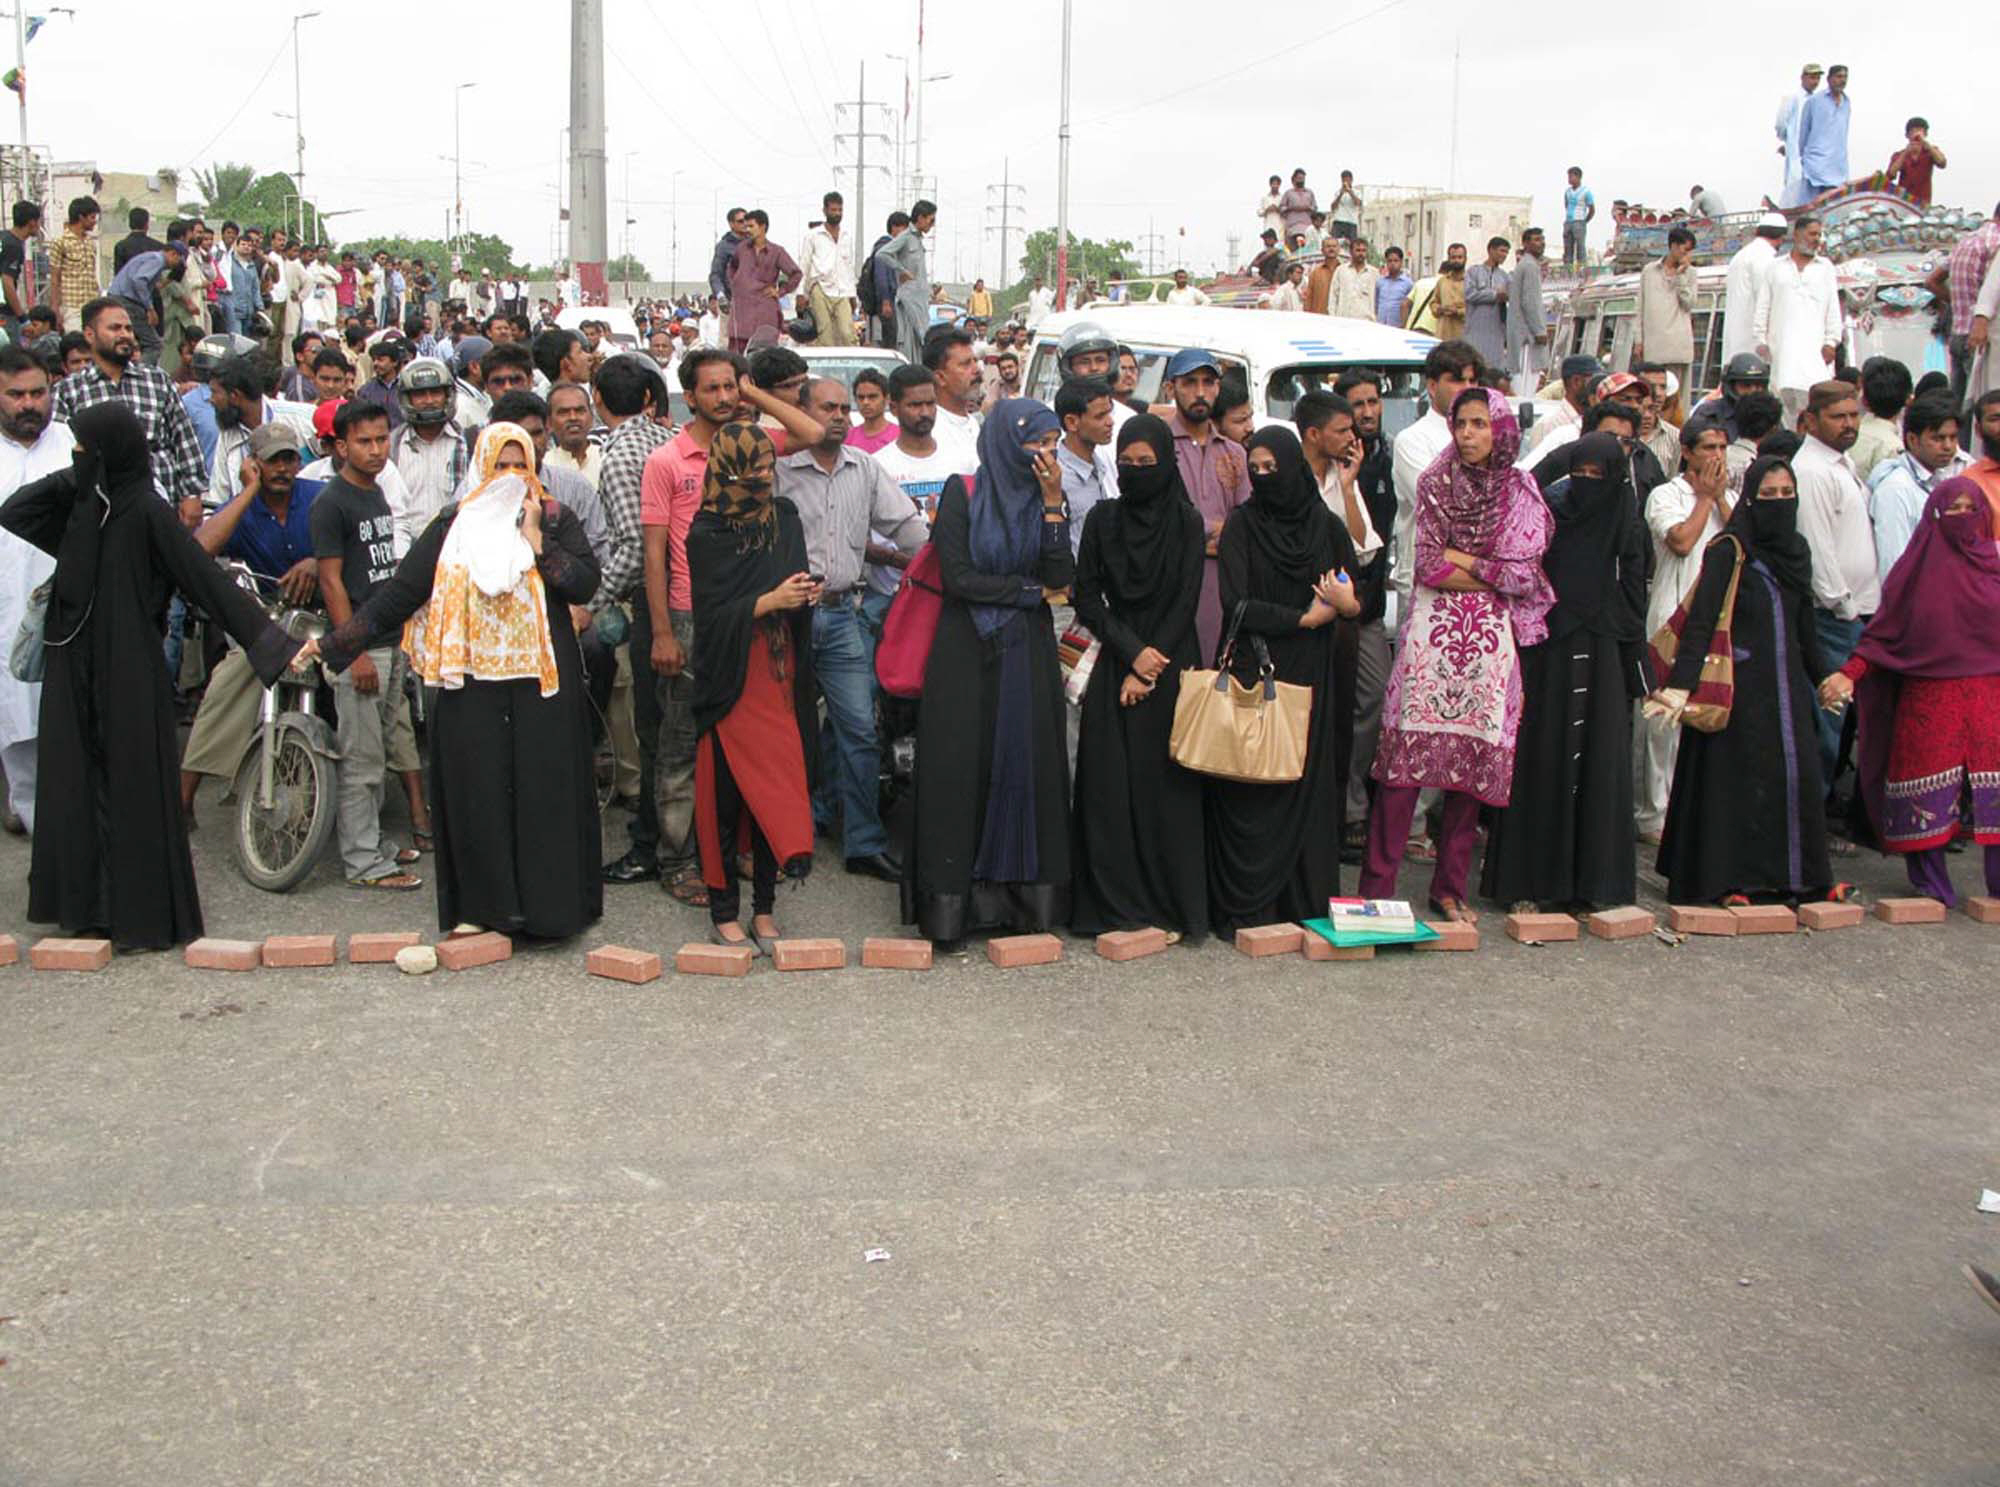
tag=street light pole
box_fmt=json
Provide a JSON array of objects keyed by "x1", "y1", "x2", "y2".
[
  {"x1": 912, "y1": 1, "x2": 925, "y2": 205},
  {"x1": 1056, "y1": 0, "x2": 1072, "y2": 308},
  {"x1": 453, "y1": 82, "x2": 476, "y2": 252},
  {"x1": 291, "y1": 11, "x2": 319, "y2": 243},
  {"x1": 622, "y1": 150, "x2": 638, "y2": 305}
]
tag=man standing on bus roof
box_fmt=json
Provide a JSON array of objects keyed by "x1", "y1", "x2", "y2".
[
  {"x1": 1562, "y1": 167, "x2": 1594, "y2": 274},
  {"x1": 1637, "y1": 227, "x2": 1698, "y2": 399},
  {"x1": 1776, "y1": 63, "x2": 1822, "y2": 208},
  {"x1": 1796, "y1": 64, "x2": 1852, "y2": 198}
]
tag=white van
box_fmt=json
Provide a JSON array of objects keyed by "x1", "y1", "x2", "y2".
[{"x1": 1022, "y1": 305, "x2": 1439, "y2": 438}]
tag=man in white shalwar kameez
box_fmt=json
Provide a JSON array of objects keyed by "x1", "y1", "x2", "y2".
[
  {"x1": 0, "y1": 348, "x2": 78, "y2": 832},
  {"x1": 1776, "y1": 63, "x2": 1823, "y2": 209}
]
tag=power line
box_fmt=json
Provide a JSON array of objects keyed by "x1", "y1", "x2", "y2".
[
  {"x1": 984, "y1": 158, "x2": 1025, "y2": 287},
  {"x1": 608, "y1": 51, "x2": 763, "y2": 194},
  {"x1": 631, "y1": 0, "x2": 820, "y2": 162},
  {"x1": 179, "y1": 29, "x2": 293, "y2": 173},
  {"x1": 745, "y1": 0, "x2": 836, "y2": 171}
]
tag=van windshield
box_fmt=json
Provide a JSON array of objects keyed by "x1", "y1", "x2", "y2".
[
  {"x1": 1024, "y1": 345, "x2": 1247, "y2": 406},
  {"x1": 1265, "y1": 364, "x2": 1430, "y2": 438}
]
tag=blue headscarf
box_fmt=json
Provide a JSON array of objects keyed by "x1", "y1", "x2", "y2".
[{"x1": 965, "y1": 397, "x2": 1061, "y2": 638}]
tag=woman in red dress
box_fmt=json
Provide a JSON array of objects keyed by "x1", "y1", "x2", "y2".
[
  {"x1": 1821, "y1": 475, "x2": 2000, "y2": 904},
  {"x1": 686, "y1": 423, "x2": 818, "y2": 954}
]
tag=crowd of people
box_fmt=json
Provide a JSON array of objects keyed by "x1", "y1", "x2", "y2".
[{"x1": 1, "y1": 166, "x2": 1998, "y2": 961}]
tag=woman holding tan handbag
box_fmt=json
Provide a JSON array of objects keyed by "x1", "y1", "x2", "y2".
[
  {"x1": 1647, "y1": 455, "x2": 1848, "y2": 907},
  {"x1": 1205, "y1": 426, "x2": 1361, "y2": 934}
]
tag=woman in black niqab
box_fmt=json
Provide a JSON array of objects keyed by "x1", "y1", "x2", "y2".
[
  {"x1": 1069, "y1": 415, "x2": 1209, "y2": 939},
  {"x1": 1481, "y1": 433, "x2": 1649, "y2": 909},
  {"x1": 0, "y1": 401, "x2": 300, "y2": 948},
  {"x1": 1205, "y1": 425, "x2": 1361, "y2": 932}
]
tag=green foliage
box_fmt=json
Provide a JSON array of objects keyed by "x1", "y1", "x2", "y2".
[
  {"x1": 604, "y1": 253, "x2": 651, "y2": 281},
  {"x1": 338, "y1": 232, "x2": 519, "y2": 277},
  {"x1": 993, "y1": 227, "x2": 1141, "y2": 313},
  {"x1": 192, "y1": 162, "x2": 255, "y2": 209},
  {"x1": 193, "y1": 165, "x2": 321, "y2": 238}
]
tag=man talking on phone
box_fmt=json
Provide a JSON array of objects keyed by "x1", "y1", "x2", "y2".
[{"x1": 777, "y1": 377, "x2": 929, "y2": 881}]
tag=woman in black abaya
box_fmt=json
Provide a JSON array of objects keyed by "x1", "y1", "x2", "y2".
[
  {"x1": 1069, "y1": 414, "x2": 1208, "y2": 941},
  {"x1": 304, "y1": 422, "x2": 602, "y2": 938},
  {"x1": 1650, "y1": 455, "x2": 1846, "y2": 905},
  {"x1": 1206, "y1": 426, "x2": 1361, "y2": 933},
  {"x1": 1482, "y1": 432, "x2": 1649, "y2": 908},
  {"x1": 0, "y1": 401, "x2": 300, "y2": 949},
  {"x1": 902, "y1": 398, "x2": 1074, "y2": 943}
]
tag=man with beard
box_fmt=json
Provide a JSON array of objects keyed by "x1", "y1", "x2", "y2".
[
  {"x1": 206, "y1": 355, "x2": 317, "y2": 510},
  {"x1": 51, "y1": 298, "x2": 208, "y2": 525},
  {"x1": 1963, "y1": 390, "x2": 2000, "y2": 521},
  {"x1": 982, "y1": 349, "x2": 1025, "y2": 412},
  {"x1": 0, "y1": 347, "x2": 75, "y2": 831},
  {"x1": 778, "y1": 377, "x2": 927, "y2": 882},
  {"x1": 1163, "y1": 348, "x2": 1252, "y2": 661},
  {"x1": 544, "y1": 381, "x2": 603, "y2": 488},
  {"x1": 1792, "y1": 379, "x2": 1877, "y2": 785},
  {"x1": 922, "y1": 326, "x2": 984, "y2": 458},
  {"x1": 1330, "y1": 370, "x2": 1398, "y2": 852},
  {"x1": 801, "y1": 190, "x2": 858, "y2": 347},
  {"x1": 179, "y1": 422, "x2": 322, "y2": 822}
]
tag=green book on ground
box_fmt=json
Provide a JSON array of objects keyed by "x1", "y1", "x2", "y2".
[{"x1": 1301, "y1": 917, "x2": 1442, "y2": 950}]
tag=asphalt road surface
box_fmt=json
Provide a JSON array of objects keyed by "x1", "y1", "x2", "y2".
[{"x1": 3, "y1": 790, "x2": 1998, "y2": 1485}]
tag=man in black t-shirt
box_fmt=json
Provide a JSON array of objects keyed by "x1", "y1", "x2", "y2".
[
  {"x1": 310, "y1": 400, "x2": 421, "y2": 891},
  {"x1": 0, "y1": 200, "x2": 42, "y2": 342}
]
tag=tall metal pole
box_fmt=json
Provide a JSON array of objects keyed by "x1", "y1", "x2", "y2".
[
  {"x1": 453, "y1": 82, "x2": 475, "y2": 250},
  {"x1": 853, "y1": 61, "x2": 867, "y2": 281},
  {"x1": 912, "y1": 1, "x2": 925, "y2": 208},
  {"x1": 998, "y1": 157, "x2": 1012, "y2": 292},
  {"x1": 1055, "y1": 0, "x2": 1072, "y2": 309},
  {"x1": 568, "y1": 0, "x2": 609, "y2": 305},
  {"x1": 13, "y1": 4, "x2": 26, "y2": 212}
]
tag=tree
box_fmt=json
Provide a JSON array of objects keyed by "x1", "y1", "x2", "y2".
[
  {"x1": 997, "y1": 228, "x2": 1141, "y2": 313},
  {"x1": 339, "y1": 232, "x2": 519, "y2": 279},
  {"x1": 192, "y1": 162, "x2": 255, "y2": 211},
  {"x1": 605, "y1": 253, "x2": 650, "y2": 282},
  {"x1": 192, "y1": 165, "x2": 325, "y2": 240}
]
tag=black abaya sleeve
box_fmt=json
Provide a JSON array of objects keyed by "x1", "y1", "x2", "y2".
[
  {"x1": 1615, "y1": 507, "x2": 1650, "y2": 699},
  {"x1": 537, "y1": 503, "x2": 600, "y2": 606},
  {"x1": 1664, "y1": 538, "x2": 1738, "y2": 694},
  {"x1": 1072, "y1": 508, "x2": 1145, "y2": 667},
  {"x1": 933, "y1": 476, "x2": 1042, "y2": 610},
  {"x1": 0, "y1": 465, "x2": 80, "y2": 555},
  {"x1": 320, "y1": 507, "x2": 451, "y2": 675},
  {"x1": 1794, "y1": 587, "x2": 1832, "y2": 683},
  {"x1": 1217, "y1": 510, "x2": 1306, "y2": 641},
  {"x1": 144, "y1": 500, "x2": 301, "y2": 686}
]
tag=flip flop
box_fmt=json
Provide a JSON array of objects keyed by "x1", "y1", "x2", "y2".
[
  {"x1": 666, "y1": 869, "x2": 710, "y2": 908},
  {"x1": 350, "y1": 872, "x2": 423, "y2": 892},
  {"x1": 395, "y1": 847, "x2": 421, "y2": 866},
  {"x1": 411, "y1": 830, "x2": 435, "y2": 853}
]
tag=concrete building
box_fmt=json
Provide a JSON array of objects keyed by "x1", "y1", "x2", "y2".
[{"x1": 1354, "y1": 186, "x2": 1533, "y2": 275}]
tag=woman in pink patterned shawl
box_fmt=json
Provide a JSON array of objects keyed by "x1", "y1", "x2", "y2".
[{"x1": 1358, "y1": 386, "x2": 1555, "y2": 923}]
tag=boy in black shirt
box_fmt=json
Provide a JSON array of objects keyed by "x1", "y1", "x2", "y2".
[{"x1": 310, "y1": 401, "x2": 421, "y2": 889}]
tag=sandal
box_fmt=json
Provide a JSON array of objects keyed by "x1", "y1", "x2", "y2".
[
  {"x1": 666, "y1": 869, "x2": 710, "y2": 908},
  {"x1": 1721, "y1": 893, "x2": 1751, "y2": 908},
  {"x1": 1826, "y1": 882, "x2": 1858, "y2": 903},
  {"x1": 411, "y1": 829, "x2": 435, "y2": 853},
  {"x1": 1826, "y1": 836, "x2": 1859, "y2": 858},
  {"x1": 395, "y1": 847, "x2": 421, "y2": 866},
  {"x1": 1430, "y1": 896, "x2": 1478, "y2": 925},
  {"x1": 351, "y1": 872, "x2": 423, "y2": 892},
  {"x1": 1404, "y1": 838, "x2": 1438, "y2": 863}
]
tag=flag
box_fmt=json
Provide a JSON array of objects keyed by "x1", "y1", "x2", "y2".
[
  {"x1": 23, "y1": 15, "x2": 44, "y2": 42},
  {"x1": 2, "y1": 68, "x2": 23, "y2": 99}
]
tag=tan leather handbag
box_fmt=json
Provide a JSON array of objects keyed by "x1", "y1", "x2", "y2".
[{"x1": 1169, "y1": 607, "x2": 1312, "y2": 783}]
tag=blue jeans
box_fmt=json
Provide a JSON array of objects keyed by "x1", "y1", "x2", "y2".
[
  {"x1": 164, "y1": 593, "x2": 186, "y2": 691},
  {"x1": 1813, "y1": 608, "x2": 1864, "y2": 789},
  {"x1": 812, "y1": 601, "x2": 888, "y2": 858}
]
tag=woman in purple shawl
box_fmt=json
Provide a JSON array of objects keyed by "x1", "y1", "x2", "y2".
[
  {"x1": 1821, "y1": 475, "x2": 2000, "y2": 905},
  {"x1": 1359, "y1": 387, "x2": 1554, "y2": 923}
]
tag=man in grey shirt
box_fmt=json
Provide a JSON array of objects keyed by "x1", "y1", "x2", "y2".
[
  {"x1": 1504, "y1": 227, "x2": 1549, "y2": 390},
  {"x1": 883, "y1": 199, "x2": 936, "y2": 366},
  {"x1": 777, "y1": 377, "x2": 928, "y2": 881},
  {"x1": 1464, "y1": 236, "x2": 1511, "y2": 371}
]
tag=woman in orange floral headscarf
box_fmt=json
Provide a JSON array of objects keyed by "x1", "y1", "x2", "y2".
[{"x1": 307, "y1": 422, "x2": 605, "y2": 939}]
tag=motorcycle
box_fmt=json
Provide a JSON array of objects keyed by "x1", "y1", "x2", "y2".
[{"x1": 219, "y1": 562, "x2": 340, "y2": 892}]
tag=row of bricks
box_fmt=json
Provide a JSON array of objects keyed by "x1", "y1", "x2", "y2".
[{"x1": 5, "y1": 895, "x2": 1988, "y2": 978}]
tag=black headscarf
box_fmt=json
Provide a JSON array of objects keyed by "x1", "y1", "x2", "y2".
[
  {"x1": 49, "y1": 401, "x2": 152, "y2": 639},
  {"x1": 1241, "y1": 425, "x2": 1342, "y2": 591},
  {"x1": 1725, "y1": 454, "x2": 1815, "y2": 597},
  {"x1": 1101, "y1": 414, "x2": 1195, "y2": 614},
  {"x1": 1542, "y1": 432, "x2": 1641, "y2": 641}
]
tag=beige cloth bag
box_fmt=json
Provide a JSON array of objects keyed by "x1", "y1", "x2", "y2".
[{"x1": 1168, "y1": 609, "x2": 1311, "y2": 784}]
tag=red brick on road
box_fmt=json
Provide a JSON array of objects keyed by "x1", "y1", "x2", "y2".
[
  {"x1": 0, "y1": 932, "x2": 17, "y2": 966},
  {"x1": 675, "y1": 942, "x2": 754, "y2": 978},
  {"x1": 437, "y1": 932, "x2": 514, "y2": 970},
  {"x1": 1873, "y1": 897, "x2": 1946, "y2": 926},
  {"x1": 1416, "y1": 920, "x2": 1479, "y2": 952},
  {"x1": 1586, "y1": 907, "x2": 1656, "y2": 941},
  {"x1": 262, "y1": 934, "x2": 337, "y2": 968},
  {"x1": 1234, "y1": 923, "x2": 1303, "y2": 957},
  {"x1": 30, "y1": 937, "x2": 112, "y2": 971},
  {"x1": 185, "y1": 938, "x2": 262, "y2": 972},
  {"x1": 1506, "y1": 912, "x2": 1580, "y2": 944},
  {"x1": 772, "y1": 938, "x2": 847, "y2": 972},
  {"x1": 587, "y1": 945, "x2": 663, "y2": 984},
  {"x1": 1302, "y1": 934, "x2": 1374, "y2": 961},
  {"x1": 987, "y1": 933, "x2": 1063, "y2": 968},
  {"x1": 1966, "y1": 896, "x2": 2000, "y2": 924},
  {"x1": 349, "y1": 932, "x2": 424, "y2": 964},
  {"x1": 861, "y1": 937, "x2": 933, "y2": 970},
  {"x1": 1095, "y1": 928, "x2": 1168, "y2": 962},
  {"x1": 1799, "y1": 901, "x2": 1864, "y2": 931},
  {"x1": 1667, "y1": 906, "x2": 1738, "y2": 936}
]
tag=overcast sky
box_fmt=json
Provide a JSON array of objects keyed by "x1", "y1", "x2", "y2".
[{"x1": 26, "y1": 0, "x2": 1994, "y2": 284}]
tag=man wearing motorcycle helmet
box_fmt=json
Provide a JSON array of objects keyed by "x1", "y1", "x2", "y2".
[
  {"x1": 1055, "y1": 318, "x2": 1133, "y2": 488},
  {"x1": 392, "y1": 355, "x2": 469, "y2": 533}
]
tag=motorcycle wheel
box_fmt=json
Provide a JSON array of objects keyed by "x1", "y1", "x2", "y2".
[{"x1": 234, "y1": 726, "x2": 338, "y2": 892}]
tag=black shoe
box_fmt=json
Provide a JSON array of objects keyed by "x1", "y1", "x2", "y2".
[
  {"x1": 601, "y1": 850, "x2": 659, "y2": 884},
  {"x1": 1967, "y1": 1263, "x2": 2000, "y2": 1320},
  {"x1": 844, "y1": 850, "x2": 902, "y2": 882}
]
